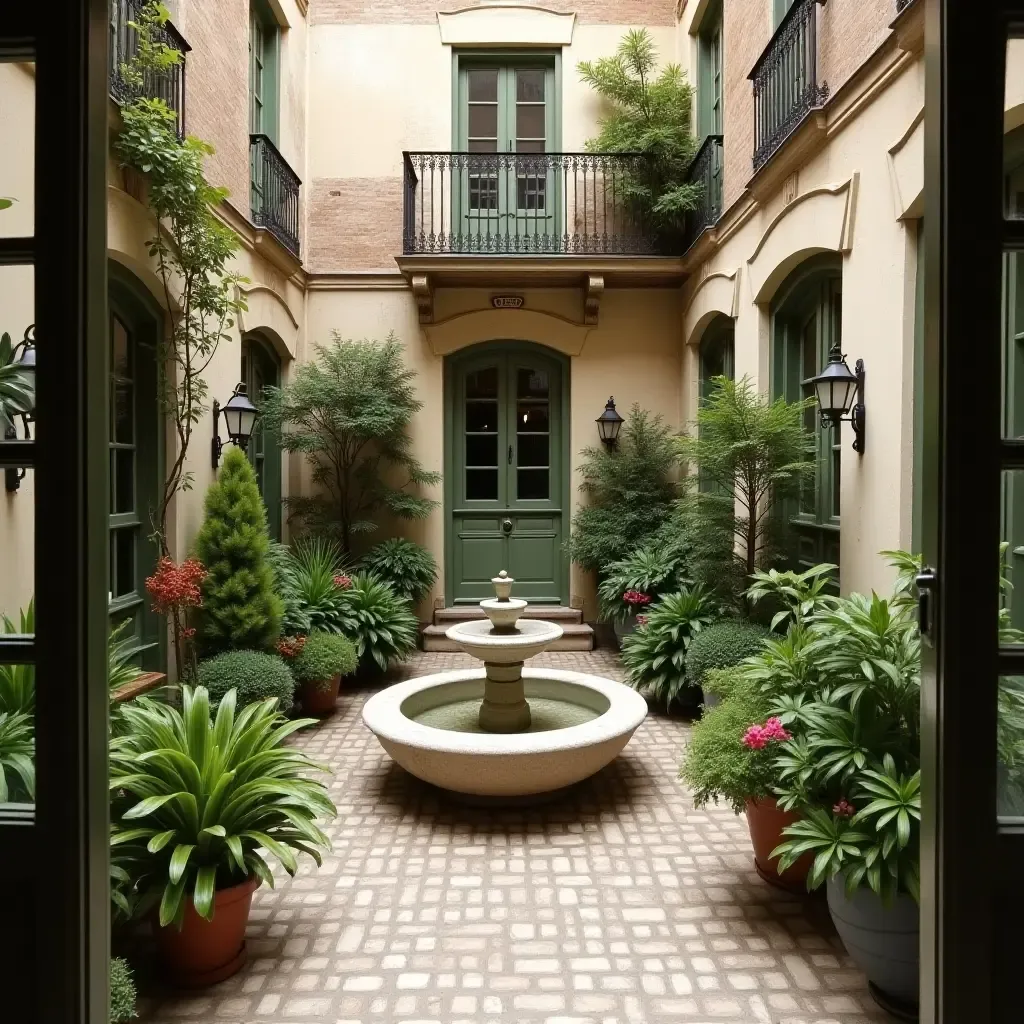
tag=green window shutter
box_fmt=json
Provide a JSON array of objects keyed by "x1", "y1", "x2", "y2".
[
  {"x1": 696, "y1": 0, "x2": 723, "y2": 137},
  {"x1": 249, "y1": 0, "x2": 279, "y2": 143},
  {"x1": 773, "y1": 0, "x2": 796, "y2": 28}
]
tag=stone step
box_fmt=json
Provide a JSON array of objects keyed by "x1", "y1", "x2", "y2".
[
  {"x1": 433, "y1": 605, "x2": 583, "y2": 625},
  {"x1": 421, "y1": 622, "x2": 594, "y2": 653}
]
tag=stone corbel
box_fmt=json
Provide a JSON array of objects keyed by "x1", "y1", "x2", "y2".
[
  {"x1": 412, "y1": 274, "x2": 433, "y2": 324},
  {"x1": 584, "y1": 274, "x2": 604, "y2": 326}
]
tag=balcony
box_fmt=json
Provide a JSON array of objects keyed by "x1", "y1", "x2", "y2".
[
  {"x1": 402, "y1": 151, "x2": 662, "y2": 257},
  {"x1": 683, "y1": 134, "x2": 724, "y2": 252},
  {"x1": 250, "y1": 134, "x2": 302, "y2": 260},
  {"x1": 109, "y1": 0, "x2": 190, "y2": 137},
  {"x1": 748, "y1": 0, "x2": 828, "y2": 173}
]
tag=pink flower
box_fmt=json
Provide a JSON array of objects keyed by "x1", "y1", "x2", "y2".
[
  {"x1": 623, "y1": 589, "x2": 652, "y2": 607},
  {"x1": 635, "y1": 614, "x2": 648, "y2": 626},
  {"x1": 833, "y1": 799, "x2": 856, "y2": 818},
  {"x1": 742, "y1": 725, "x2": 768, "y2": 750},
  {"x1": 333, "y1": 574, "x2": 352, "y2": 589},
  {"x1": 760, "y1": 717, "x2": 791, "y2": 742}
]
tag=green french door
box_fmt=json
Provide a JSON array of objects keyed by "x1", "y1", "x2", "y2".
[
  {"x1": 456, "y1": 57, "x2": 558, "y2": 249},
  {"x1": 446, "y1": 343, "x2": 567, "y2": 604}
]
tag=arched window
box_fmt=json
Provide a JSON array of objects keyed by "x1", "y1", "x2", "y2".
[
  {"x1": 108, "y1": 264, "x2": 163, "y2": 667},
  {"x1": 771, "y1": 256, "x2": 842, "y2": 575},
  {"x1": 698, "y1": 315, "x2": 734, "y2": 401},
  {"x1": 242, "y1": 333, "x2": 283, "y2": 540}
]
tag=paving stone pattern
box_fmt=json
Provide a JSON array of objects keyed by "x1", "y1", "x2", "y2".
[{"x1": 138, "y1": 651, "x2": 888, "y2": 1024}]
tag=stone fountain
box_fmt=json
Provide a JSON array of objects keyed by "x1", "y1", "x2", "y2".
[{"x1": 363, "y1": 571, "x2": 647, "y2": 800}]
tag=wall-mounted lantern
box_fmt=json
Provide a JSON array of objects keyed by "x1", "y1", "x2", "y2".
[
  {"x1": 596, "y1": 396, "x2": 624, "y2": 449},
  {"x1": 211, "y1": 383, "x2": 259, "y2": 469},
  {"x1": 4, "y1": 325, "x2": 36, "y2": 493},
  {"x1": 809, "y1": 345, "x2": 865, "y2": 454}
]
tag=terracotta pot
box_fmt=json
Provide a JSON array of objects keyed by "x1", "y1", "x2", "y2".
[
  {"x1": 156, "y1": 877, "x2": 258, "y2": 987},
  {"x1": 299, "y1": 675, "x2": 341, "y2": 716},
  {"x1": 745, "y1": 797, "x2": 815, "y2": 891}
]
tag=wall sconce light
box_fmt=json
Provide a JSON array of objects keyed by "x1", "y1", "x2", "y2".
[
  {"x1": 211, "y1": 383, "x2": 259, "y2": 469},
  {"x1": 809, "y1": 345, "x2": 865, "y2": 454},
  {"x1": 4, "y1": 325, "x2": 36, "y2": 493},
  {"x1": 596, "y1": 396, "x2": 624, "y2": 449}
]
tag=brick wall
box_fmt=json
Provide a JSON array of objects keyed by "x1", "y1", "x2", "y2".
[
  {"x1": 307, "y1": 178, "x2": 405, "y2": 271},
  {"x1": 818, "y1": 0, "x2": 895, "y2": 97},
  {"x1": 310, "y1": 0, "x2": 677, "y2": 25},
  {"x1": 180, "y1": 0, "x2": 251, "y2": 219}
]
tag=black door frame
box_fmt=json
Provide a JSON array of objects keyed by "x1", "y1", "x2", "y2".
[{"x1": 0, "y1": 2, "x2": 111, "y2": 1020}]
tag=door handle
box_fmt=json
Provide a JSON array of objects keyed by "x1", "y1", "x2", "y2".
[
  {"x1": 502, "y1": 518, "x2": 513, "y2": 535},
  {"x1": 508, "y1": 445, "x2": 514, "y2": 465},
  {"x1": 916, "y1": 568, "x2": 937, "y2": 645}
]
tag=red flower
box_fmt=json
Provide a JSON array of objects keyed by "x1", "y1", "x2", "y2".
[
  {"x1": 145, "y1": 557, "x2": 207, "y2": 615},
  {"x1": 623, "y1": 589, "x2": 652, "y2": 607},
  {"x1": 333, "y1": 574, "x2": 352, "y2": 590},
  {"x1": 277, "y1": 635, "x2": 308, "y2": 659},
  {"x1": 635, "y1": 614, "x2": 648, "y2": 627},
  {"x1": 833, "y1": 799, "x2": 856, "y2": 818}
]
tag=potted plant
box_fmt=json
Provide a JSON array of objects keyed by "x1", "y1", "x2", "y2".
[
  {"x1": 597, "y1": 543, "x2": 687, "y2": 641},
  {"x1": 110, "y1": 686, "x2": 335, "y2": 987},
  {"x1": 679, "y1": 671, "x2": 813, "y2": 889},
  {"x1": 770, "y1": 575, "x2": 922, "y2": 1013},
  {"x1": 283, "y1": 631, "x2": 358, "y2": 716}
]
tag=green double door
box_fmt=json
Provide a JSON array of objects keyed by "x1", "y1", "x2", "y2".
[{"x1": 447, "y1": 343, "x2": 566, "y2": 605}]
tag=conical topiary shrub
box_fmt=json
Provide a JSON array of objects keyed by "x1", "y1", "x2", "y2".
[{"x1": 194, "y1": 447, "x2": 283, "y2": 655}]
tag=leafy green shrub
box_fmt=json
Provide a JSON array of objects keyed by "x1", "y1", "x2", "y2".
[
  {"x1": 194, "y1": 447, "x2": 283, "y2": 656},
  {"x1": 359, "y1": 537, "x2": 438, "y2": 604},
  {"x1": 679, "y1": 676, "x2": 775, "y2": 812},
  {"x1": 620, "y1": 587, "x2": 717, "y2": 709},
  {"x1": 267, "y1": 541, "x2": 312, "y2": 635},
  {"x1": 597, "y1": 542, "x2": 690, "y2": 624},
  {"x1": 701, "y1": 666, "x2": 745, "y2": 703},
  {"x1": 335, "y1": 573, "x2": 419, "y2": 672},
  {"x1": 577, "y1": 29, "x2": 699, "y2": 240},
  {"x1": 0, "y1": 599, "x2": 34, "y2": 714},
  {"x1": 197, "y1": 649, "x2": 295, "y2": 709},
  {"x1": 684, "y1": 619, "x2": 769, "y2": 688},
  {"x1": 288, "y1": 632, "x2": 358, "y2": 688},
  {"x1": 261, "y1": 335, "x2": 441, "y2": 554},
  {"x1": 0, "y1": 330, "x2": 35, "y2": 432},
  {"x1": 109, "y1": 957, "x2": 136, "y2": 1024},
  {"x1": 0, "y1": 710, "x2": 33, "y2": 802},
  {"x1": 277, "y1": 536, "x2": 352, "y2": 634},
  {"x1": 568, "y1": 407, "x2": 681, "y2": 574},
  {"x1": 110, "y1": 686, "x2": 335, "y2": 927}
]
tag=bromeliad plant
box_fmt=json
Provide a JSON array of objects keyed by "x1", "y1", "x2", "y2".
[
  {"x1": 597, "y1": 542, "x2": 690, "y2": 625},
  {"x1": 334, "y1": 572, "x2": 419, "y2": 672},
  {"x1": 0, "y1": 598, "x2": 34, "y2": 715},
  {"x1": 0, "y1": 710, "x2": 34, "y2": 802},
  {"x1": 359, "y1": 537, "x2": 438, "y2": 605},
  {"x1": 110, "y1": 686, "x2": 335, "y2": 927},
  {"x1": 621, "y1": 586, "x2": 717, "y2": 709}
]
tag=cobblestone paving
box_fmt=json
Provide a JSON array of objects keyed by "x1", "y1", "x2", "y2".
[{"x1": 138, "y1": 651, "x2": 888, "y2": 1024}]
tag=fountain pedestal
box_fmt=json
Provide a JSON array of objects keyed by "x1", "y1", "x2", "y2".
[{"x1": 479, "y1": 660, "x2": 529, "y2": 732}]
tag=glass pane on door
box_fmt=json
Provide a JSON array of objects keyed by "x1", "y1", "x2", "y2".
[
  {"x1": 515, "y1": 367, "x2": 550, "y2": 501},
  {"x1": 465, "y1": 366, "x2": 500, "y2": 502}
]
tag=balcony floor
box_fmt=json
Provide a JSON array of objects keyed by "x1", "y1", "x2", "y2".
[{"x1": 137, "y1": 650, "x2": 887, "y2": 1024}]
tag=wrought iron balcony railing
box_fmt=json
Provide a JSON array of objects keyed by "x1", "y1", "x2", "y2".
[
  {"x1": 109, "y1": 0, "x2": 190, "y2": 137},
  {"x1": 250, "y1": 134, "x2": 302, "y2": 259},
  {"x1": 748, "y1": 0, "x2": 828, "y2": 173},
  {"x1": 402, "y1": 151, "x2": 661, "y2": 255},
  {"x1": 684, "y1": 134, "x2": 724, "y2": 251}
]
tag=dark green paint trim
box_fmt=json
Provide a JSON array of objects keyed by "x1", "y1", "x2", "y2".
[{"x1": 242, "y1": 334, "x2": 283, "y2": 541}]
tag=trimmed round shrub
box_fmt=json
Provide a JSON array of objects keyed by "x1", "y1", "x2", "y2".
[
  {"x1": 359, "y1": 538, "x2": 438, "y2": 604},
  {"x1": 684, "y1": 619, "x2": 769, "y2": 688},
  {"x1": 197, "y1": 650, "x2": 295, "y2": 709},
  {"x1": 109, "y1": 957, "x2": 137, "y2": 1024},
  {"x1": 289, "y1": 631, "x2": 358, "y2": 688}
]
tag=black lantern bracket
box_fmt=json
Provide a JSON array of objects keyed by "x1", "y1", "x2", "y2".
[
  {"x1": 849, "y1": 358, "x2": 866, "y2": 455},
  {"x1": 211, "y1": 398, "x2": 226, "y2": 469}
]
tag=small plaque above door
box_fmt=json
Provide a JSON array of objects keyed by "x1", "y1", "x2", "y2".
[{"x1": 492, "y1": 295, "x2": 524, "y2": 309}]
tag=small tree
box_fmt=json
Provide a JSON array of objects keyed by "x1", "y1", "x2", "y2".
[
  {"x1": 568, "y1": 406, "x2": 682, "y2": 575},
  {"x1": 261, "y1": 334, "x2": 440, "y2": 555},
  {"x1": 578, "y1": 29, "x2": 700, "y2": 241},
  {"x1": 194, "y1": 447, "x2": 282, "y2": 655},
  {"x1": 678, "y1": 376, "x2": 815, "y2": 605}
]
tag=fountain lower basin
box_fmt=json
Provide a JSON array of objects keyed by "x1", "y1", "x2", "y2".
[{"x1": 362, "y1": 667, "x2": 648, "y2": 798}]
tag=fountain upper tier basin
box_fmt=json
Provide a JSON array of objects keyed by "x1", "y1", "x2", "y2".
[
  {"x1": 445, "y1": 616, "x2": 563, "y2": 664},
  {"x1": 362, "y1": 668, "x2": 648, "y2": 797}
]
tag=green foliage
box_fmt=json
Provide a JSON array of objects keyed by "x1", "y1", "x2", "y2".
[
  {"x1": 267, "y1": 541, "x2": 313, "y2": 635},
  {"x1": 114, "y1": 2, "x2": 246, "y2": 551},
  {"x1": 359, "y1": 538, "x2": 439, "y2": 605},
  {"x1": 577, "y1": 29, "x2": 699, "y2": 241},
  {"x1": 620, "y1": 587, "x2": 717, "y2": 709},
  {"x1": 194, "y1": 448, "x2": 283, "y2": 655},
  {"x1": 109, "y1": 957, "x2": 137, "y2": 1024},
  {"x1": 289, "y1": 632, "x2": 358, "y2": 688},
  {"x1": 273, "y1": 536, "x2": 352, "y2": 634},
  {"x1": 260, "y1": 335, "x2": 441, "y2": 554},
  {"x1": 701, "y1": 666, "x2": 745, "y2": 703},
  {"x1": 679, "y1": 676, "x2": 774, "y2": 813},
  {"x1": 0, "y1": 331, "x2": 34, "y2": 432},
  {"x1": 746, "y1": 563, "x2": 838, "y2": 631},
  {"x1": 109, "y1": 686, "x2": 335, "y2": 927},
  {"x1": 335, "y1": 573, "x2": 419, "y2": 673},
  {"x1": 684, "y1": 619, "x2": 769, "y2": 689},
  {"x1": 108, "y1": 619, "x2": 147, "y2": 693},
  {"x1": 0, "y1": 599, "x2": 34, "y2": 714},
  {"x1": 678, "y1": 376, "x2": 815, "y2": 604},
  {"x1": 0, "y1": 711, "x2": 34, "y2": 802},
  {"x1": 568, "y1": 406, "x2": 681, "y2": 574},
  {"x1": 597, "y1": 541, "x2": 691, "y2": 624},
  {"x1": 197, "y1": 650, "x2": 295, "y2": 709}
]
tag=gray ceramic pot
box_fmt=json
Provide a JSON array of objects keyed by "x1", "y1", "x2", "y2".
[{"x1": 826, "y1": 876, "x2": 919, "y2": 1006}]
